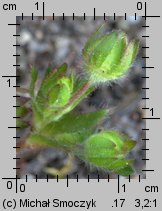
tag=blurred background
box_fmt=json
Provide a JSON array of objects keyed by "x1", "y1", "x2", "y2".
[{"x1": 16, "y1": 16, "x2": 146, "y2": 179}]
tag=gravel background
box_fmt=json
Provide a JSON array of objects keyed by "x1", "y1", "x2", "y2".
[{"x1": 16, "y1": 16, "x2": 146, "y2": 179}]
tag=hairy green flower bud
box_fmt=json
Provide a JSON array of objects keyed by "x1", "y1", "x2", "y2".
[
  {"x1": 82, "y1": 26, "x2": 139, "y2": 83},
  {"x1": 82, "y1": 130, "x2": 136, "y2": 176},
  {"x1": 48, "y1": 76, "x2": 73, "y2": 108}
]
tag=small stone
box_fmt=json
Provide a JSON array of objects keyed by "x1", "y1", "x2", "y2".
[{"x1": 18, "y1": 30, "x2": 32, "y2": 45}]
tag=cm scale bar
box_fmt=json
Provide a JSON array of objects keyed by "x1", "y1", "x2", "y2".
[
  {"x1": 2, "y1": 1, "x2": 160, "y2": 20},
  {"x1": 2, "y1": 174, "x2": 143, "y2": 193}
]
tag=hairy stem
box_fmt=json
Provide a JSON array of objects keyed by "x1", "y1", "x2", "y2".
[{"x1": 66, "y1": 81, "x2": 91, "y2": 107}]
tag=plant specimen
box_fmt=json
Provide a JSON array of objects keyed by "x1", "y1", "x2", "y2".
[{"x1": 17, "y1": 25, "x2": 139, "y2": 176}]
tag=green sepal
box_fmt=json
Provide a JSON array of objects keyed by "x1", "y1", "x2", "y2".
[
  {"x1": 122, "y1": 140, "x2": 136, "y2": 154},
  {"x1": 48, "y1": 76, "x2": 73, "y2": 108},
  {"x1": 35, "y1": 63, "x2": 68, "y2": 111},
  {"x1": 100, "y1": 32, "x2": 127, "y2": 79},
  {"x1": 82, "y1": 24, "x2": 106, "y2": 62},
  {"x1": 114, "y1": 40, "x2": 139, "y2": 77},
  {"x1": 114, "y1": 164, "x2": 134, "y2": 176},
  {"x1": 31, "y1": 64, "x2": 68, "y2": 129},
  {"x1": 89, "y1": 31, "x2": 118, "y2": 69},
  {"x1": 79, "y1": 130, "x2": 136, "y2": 176},
  {"x1": 38, "y1": 63, "x2": 67, "y2": 98}
]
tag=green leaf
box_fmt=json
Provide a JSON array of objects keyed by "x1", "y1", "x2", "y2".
[
  {"x1": 44, "y1": 66, "x2": 53, "y2": 78},
  {"x1": 27, "y1": 131, "x2": 90, "y2": 150},
  {"x1": 32, "y1": 100, "x2": 44, "y2": 130},
  {"x1": 27, "y1": 133, "x2": 58, "y2": 147},
  {"x1": 16, "y1": 106, "x2": 28, "y2": 117},
  {"x1": 54, "y1": 132, "x2": 91, "y2": 149},
  {"x1": 16, "y1": 119, "x2": 28, "y2": 129},
  {"x1": 34, "y1": 109, "x2": 108, "y2": 149},
  {"x1": 16, "y1": 102, "x2": 29, "y2": 129},
  {"x1": 30, "y1": 66, "x2": 38, "y2": 97},
  {"x1": 41, "y1": 109, "x2": 108, "y2": 136}
]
